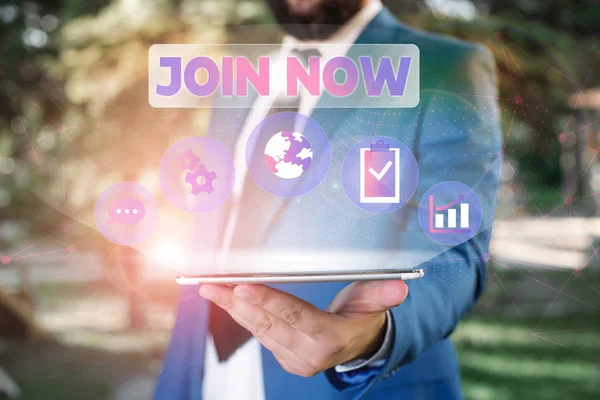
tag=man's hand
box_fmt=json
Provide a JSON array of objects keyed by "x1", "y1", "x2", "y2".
[{"x1": 199, "y1": 280, "x2": 408, "y2": 377}]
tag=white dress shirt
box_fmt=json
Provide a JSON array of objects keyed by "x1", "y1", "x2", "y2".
[{"x1": 203, "y1": 1, "x2": 388, "y2": 399}]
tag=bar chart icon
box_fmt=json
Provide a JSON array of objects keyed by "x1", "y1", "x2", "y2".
[
  {"x1": 429, "y1": 194, "x2": 471, "y2": 234},
  {"x1": 419, "y1": 181, "x2": 483, "y2": 246}
]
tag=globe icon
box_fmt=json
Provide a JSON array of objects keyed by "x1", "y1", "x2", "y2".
[{"x1": 264, "y1": 131, "x2": 313, "y2": 179}]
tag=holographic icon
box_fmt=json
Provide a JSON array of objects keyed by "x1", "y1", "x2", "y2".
[
  {"x1": 95, "y1": 182, "x2": 158, "y2": 245},
  {"x1": 359, "y1": 140, "x2": 400, "y2": 204},
  {"x1": 246, "y1": 112, "x2": 330, "y2": 197},
  {"x1": 178, "y1": 149, "x2": 200, "y2": 171},
  {"x1": 428, "y1": 194, "x2": 471, "y2": 234},
  {"x1": 264, "y1": 131, "x2": 313, "y2": 179},
  {"x1": 107, "y1": 198, "x2": 146, "y2": 224},
  {"x1": 176, "y1": 148, "x2": 218, "y2": 196},
  {"x1": 159, "y1": 136, "x2": 235, "y2": 213},
  {"x1": 341, "y1": 136, "x2": 418, "y2": 214},
  {"x1": 185, "y1": 164, "x2": 217, "y2": 195},
  {"x1": 418, "y1": 181, "x2": 483, "y2": 246}
]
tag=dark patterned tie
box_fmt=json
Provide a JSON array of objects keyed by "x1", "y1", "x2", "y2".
[{"x1": 209, "y1": 48, "x2": 321, "y2": 362}]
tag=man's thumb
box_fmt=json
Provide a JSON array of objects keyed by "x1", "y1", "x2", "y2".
[
  {"x1": 329, "y1": 280, "x2": 409, "y2": 315},
  {"x1": 375, "y1": 280, "x2": 409, "y2": 308}
]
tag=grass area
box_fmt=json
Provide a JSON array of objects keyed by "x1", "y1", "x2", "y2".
[
  {"x1": 1, "y1": 276, "x2": 599, "y2": 399},
  {"x1": 454, "y1": 315, "x2": 600, "y2": 400},
  {"x1": 0, "y1": 340, "x2": 160, "y2": 400},
  {"x1": 2, "y1": 313, "x2": 598, "y2": 399}
]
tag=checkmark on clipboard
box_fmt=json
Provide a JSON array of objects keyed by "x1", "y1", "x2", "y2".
[
  {"x1": 360, "y1": 140, "x2": 400, "y2": 204},
  {"x1": 368, "y1": 161, "x2": 393, "y2": 181}
]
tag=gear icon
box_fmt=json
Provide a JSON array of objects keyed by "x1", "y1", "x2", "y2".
[
  {"x1": 178, "y1": 149, "x2": 199, "y2": 171},
  {"x1": 185, "y1": 164, "x2": 217, "y2": 195}
]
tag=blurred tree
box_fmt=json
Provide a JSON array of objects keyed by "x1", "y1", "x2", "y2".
[
  {"x1": 470, "y1": 0, "x2": 600, "y2": 35},
  {"x1": 405, "y1": 0, "x2": 600, "y2": 212}
]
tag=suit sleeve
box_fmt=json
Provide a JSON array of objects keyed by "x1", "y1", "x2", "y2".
[{"x1": 327, "y1": 44, "x2": 502, "y2": 393}]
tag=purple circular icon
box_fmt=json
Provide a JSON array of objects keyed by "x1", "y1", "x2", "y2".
[
  {"x1": 159, "y1": 136, "x2": 235, "y2": 213},
  {"x1": 95, "y1": 182, "x2": 158, "y2": 245},
  {"x1": 418, "y1": 181, "x2": 483, "y2": 246},
  {"x1": 246, "y1": 112, "x2": 330, "y2": 197},
  {"x1": 341, "y1": 136, "x2": 418, "y2": 214},
  {"x1": 264, "y1": 131, "x2": 313, "y2": 179}
]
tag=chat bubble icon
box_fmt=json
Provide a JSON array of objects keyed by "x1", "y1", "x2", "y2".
[{"x1": 107, "y1": 198, "x2": 146, "y2": 225}]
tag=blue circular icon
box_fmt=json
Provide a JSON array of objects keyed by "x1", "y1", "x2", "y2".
[
  {"x1": 418, "y1": 181, "x2": 483, "y2": 246},
  {"x1": 341, "y1": 136, "x2": 418, "y2": 214},
  {"x1": 246, "y1": 112, "x2": 330, "y2": 197}
]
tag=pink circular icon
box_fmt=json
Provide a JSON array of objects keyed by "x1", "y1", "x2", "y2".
[
  {"x1": 107, "y1": 197, "x2": 146, "y2": 224},
  {"x1": 94, "y1": 182, "x2": 158, "y2": 245},
  {"x1": 159, "y1": 136, "x2": 235, "y2": 213}
]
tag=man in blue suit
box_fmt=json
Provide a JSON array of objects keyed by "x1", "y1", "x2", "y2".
[{"x1": 155, "y1": 0, "x2": 501, "y2": 399}]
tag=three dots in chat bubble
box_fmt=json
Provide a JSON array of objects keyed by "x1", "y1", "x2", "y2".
[
  {"x1": 95, "y1": 182, "x2": 158, "y2": 245},
  {"x1": 107, "y1": 198, "x2": 146, "y2": 225}
]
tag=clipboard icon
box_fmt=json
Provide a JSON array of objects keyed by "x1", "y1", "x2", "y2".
[{"x1": 360, "y1": 140, "x2": 400, "y2": 203}]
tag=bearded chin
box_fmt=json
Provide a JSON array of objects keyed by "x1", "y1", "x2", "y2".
[{"x1": 266, "y1": 0, "x2": 365, "y2": 41}]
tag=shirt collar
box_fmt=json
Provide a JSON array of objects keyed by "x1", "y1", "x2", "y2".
[{"x1": 280, "y1": 0, "x2": 383, "y2": 59}]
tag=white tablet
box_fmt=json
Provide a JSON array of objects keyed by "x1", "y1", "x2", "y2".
[
  {"x1": 176, "y1": 269, "x2": 424, "y2": 284},
  {"x1": 171, "y1": 250, "x2": 431, "y2": 284}
]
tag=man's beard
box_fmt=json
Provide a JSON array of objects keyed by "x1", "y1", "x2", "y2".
[{"x1": 266, "y1": 0, "x2": 365, "y2": 41}]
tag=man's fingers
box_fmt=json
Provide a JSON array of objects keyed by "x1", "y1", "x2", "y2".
[
  {"x1": 200, "y1": 284, "x2": 234, "y2": 306},
  {"x1": 224, "y1": 300, "x2": 333, "y2": 378},
  {"x1": 200, "y1": 284, "x2": 310, "y2": 352},
  {"x1": 224, "y1": 306, "x2": 309, "y2": 374},
  {"x1": 231, "y1": 284, "x2": 334, "y2": 335},
  {"x1": 328, "y1": 280, "x2": 409, "y2": 315}
]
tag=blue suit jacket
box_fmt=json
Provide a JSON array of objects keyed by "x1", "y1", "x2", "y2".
[{"x1": 155, "y1": 7, "x2": 501, "y2": 400}]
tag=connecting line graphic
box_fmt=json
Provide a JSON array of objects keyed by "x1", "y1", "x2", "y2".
[
  {"x1": 531, "y1": 332, "x2": 600, "y2": 362},
  {"x1": 4, "y1": 79, "x2": 42, "y2": 111},
  {"x1": 488, "y1": 263, "x2": 527, "y2": 322},
  {"x1": 501, "y1": 42, "x2": 559, "y2": 169},
  {"x1": 503, "y1": 104, "x2": 518, "y2": 146},
  {"x1": 0, "y1": 72, "x2": 117, "y2": 266},
  {"x1": 490, "y1": 259, "x2": 600, "y2": 313},
  {"x1": 504, "y1": 0, "x2": 600, "y2": 35},
  {"x1": 10, "y1": 237, "x2": 48, "y2": 259},
  {"x1": 504, "y1": 37, "x2": 599, "y2": 96},
  {"x1": 0, "y1": 215, "x2": 85, "y2": 264},
  {"x1": 568, "y1": 206, "x2": 600, "y2": 268},
  {"x1": 60, "y1": 132, "x2": 65, "y2": 200},
  {"x1": 488, "y1": 24, "x2": 600, "y2": 361},
  {"x1": 530, "y1": 273, "x2": 574, "y2": 333},
  {"x1": 0, "y1": 130, "x2": 56, "y2": 159},
  {"x1": 534, "y1": 327, "x2": 600, "y2": 335},
  {"x1": 518, "y1": 104, "x2": 554, "y2": 165},
  {"x1": 563, "y1": 51, "x2": 600, "y2": 136},
  {"x1": 10, "y1": 247, "x2": 68, "y2": 261},
  {"x1": 500, "y1": 42, "x2": 519, "y2": 98},
  {"x1": 581, "y1": 276, "x2": 600, "y2": 297},
  {"x1": 490, "y1": 256, "x2": 568, "y2": 273},
  {"x1": 564, "y1": 117, "x2": 600, "y2": 139},
  {"x1": 3, "y1": 81, "x2": 43, "y2": 172},
  {"x1": 501, "y1": 160, "x2": 570, "y2": 253}
]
